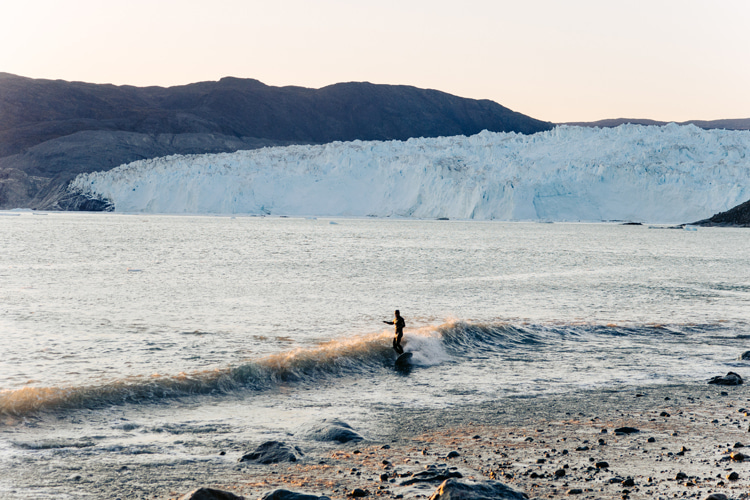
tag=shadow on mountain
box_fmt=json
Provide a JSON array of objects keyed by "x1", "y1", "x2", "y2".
[{"x1": 0, "y1": 73, "x2": 553, "y2": 210}]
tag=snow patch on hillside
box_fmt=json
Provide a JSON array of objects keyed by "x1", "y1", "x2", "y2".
[{"x1": 70, "y1": 124, "x2": 750, "y2": 223}]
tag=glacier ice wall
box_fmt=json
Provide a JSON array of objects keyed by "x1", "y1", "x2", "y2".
[{"x1": 70, "y1": 124, "x2": 750, "y2": 223}]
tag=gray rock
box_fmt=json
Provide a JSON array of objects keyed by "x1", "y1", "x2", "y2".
[
  {"x1": 302, "y1": 419, "x2": 363, "y2": 443},
  {"x1": 708, "y1": 372, "x2": 743, "y2": 386},
  {"x1": 400, "y1": 464, "x2": 463, "y2": 485},
  {"x1": 179, "y1": 488, "x2": 245, "y2": 500},
  {"x1": 261, "y1": 490, "x2": 330, "y2": 500},
  {"x1": 613, "y1": 427, "x2": 639, "y2": 434},
  {"x1": 428, "y1": 478, "x2": 527, "y2": 500},
  {"x1": 741, "y1": 351, "x2": 750, "y2": 360},
  {"x1": 239, "y1": 441, "x2": 303, "y2": 464}
]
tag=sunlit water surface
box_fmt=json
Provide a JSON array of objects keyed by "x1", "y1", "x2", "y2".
[{"x1": 0, "y1": 212, "x2": 748, "y2": 497}]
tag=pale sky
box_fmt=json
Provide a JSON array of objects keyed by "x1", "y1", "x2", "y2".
[{"x1": 2, "y1": 0, "x2": 749, "y2": 123}]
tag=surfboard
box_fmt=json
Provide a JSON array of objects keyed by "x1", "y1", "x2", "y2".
[{"x1": 395, "y1": 352, "x2": 413, "y2": 369}]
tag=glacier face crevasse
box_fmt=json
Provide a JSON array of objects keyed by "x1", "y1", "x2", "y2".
[{"x1": 69, "y1": 124, "x2": 750, "y2": 223}]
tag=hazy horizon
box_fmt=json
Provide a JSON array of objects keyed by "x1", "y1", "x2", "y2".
[{"x1": 3, "y1": 0, "x2": 749, "y2": 123}]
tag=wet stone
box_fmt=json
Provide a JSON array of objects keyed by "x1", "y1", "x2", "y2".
[
  {"x1": 262, "y1": 492, "x2": 331, "y2": 500},
  {"x1": 400, "y1": 464, "x2": 463, "y2": 486},
  {"x1": 708, "y1": 372, "x2": 743, "y2": 386},
  {"x1": 303, "y1": 419, "x2": 363, "y2": 443},
  {"x1": 239, "y1": 441, "x2": 303, "y2": 464},
  {"x1": 613, "y1": 427, "x2": 639, "y2": 435},
  {"x1": 428, "y1": 478, "x2": 527, "y2": 500},
  {"x1": 180, "y1": 488, "x2": 245, "y2": 500}
]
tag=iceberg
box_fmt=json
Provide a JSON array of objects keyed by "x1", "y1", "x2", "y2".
[{"x1": 69, "y1": 124, "x2": 750, "y2": 223}]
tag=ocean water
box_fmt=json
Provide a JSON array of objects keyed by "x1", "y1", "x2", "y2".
[{"x1": 1, "y1": 212, "x2": 749, "y2": 497}]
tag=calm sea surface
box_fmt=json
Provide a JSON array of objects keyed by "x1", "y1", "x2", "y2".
[{"x1": 1, "y1": 212, "x2": 748, "y2": 497}]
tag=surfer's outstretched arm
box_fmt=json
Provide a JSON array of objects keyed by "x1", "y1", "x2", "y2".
[{"x1": 383, "y1": 320, "x2": 394, "y2": 325}]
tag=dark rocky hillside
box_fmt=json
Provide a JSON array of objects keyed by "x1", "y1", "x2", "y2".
[
  {"x1": 0, "y1": 73, "x2": 553, "y2": 209},
  {"x1": 693, "y1": 198, "x2": 750, "y2": 227}
]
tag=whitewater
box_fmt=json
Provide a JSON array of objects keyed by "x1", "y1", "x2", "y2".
[{"x1": 69, "y1": 123, "x2": 750, "y2": 222}]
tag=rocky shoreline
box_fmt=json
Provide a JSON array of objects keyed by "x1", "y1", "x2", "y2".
[
  {"x1": 167, "y1": 382, "x2": 750, "y2": 500},
  {"x1": 693, "y1": 199, "x2": 750, "y2": 228}
]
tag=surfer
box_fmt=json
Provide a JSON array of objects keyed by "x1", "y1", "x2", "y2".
[{"x1": 383, "y1": 310, "x2": 405, "y2": 354}]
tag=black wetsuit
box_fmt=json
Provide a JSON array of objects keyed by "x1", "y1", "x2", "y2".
[{"x1": 385, "y1": 316, "x2": 405, "y2": 354}]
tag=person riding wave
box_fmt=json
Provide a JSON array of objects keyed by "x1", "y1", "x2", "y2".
[{"x1": 383, "y1": 310, "x2": 405, "y2": 354}]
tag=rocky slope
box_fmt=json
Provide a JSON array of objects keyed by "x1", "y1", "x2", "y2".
[
  {"x1": 0, "y1": 73, "x2": 553, "y2": 209},
  {"x1": 693, "y1": 198, "x2": 750, "y2": 227}
]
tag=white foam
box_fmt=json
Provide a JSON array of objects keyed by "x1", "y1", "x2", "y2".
[
  {"x1": 403, "y1": 328, "x2": 452, "y2": 367},
  {"x1": 70, "y1": 123, "x2": 750, "y2": 223}
]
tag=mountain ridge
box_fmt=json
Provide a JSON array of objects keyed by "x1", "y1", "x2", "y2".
[
  {"x1": 563, "y1": 117, "x2": 750, "y2": 131},
  {"x1": 0, "y1": 73, "x2": 553, "y2": 209}
]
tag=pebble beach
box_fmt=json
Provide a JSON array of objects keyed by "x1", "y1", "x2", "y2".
[{"x1": 165, "y1": 382, "x2": 750, "y2": 500}]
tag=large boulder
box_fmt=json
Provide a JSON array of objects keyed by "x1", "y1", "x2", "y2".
[
  {"x1": 740, "y1": 351, "x2": 750, "y2": 361},
  {"x1": 708, "y1": 372, "x2": 743, "y2": 386},
  {"x1": 179, "y1": 488, "x2": 245, "y2": 500},
  {"x1": 261, "y1": 490, "x2": 330, "y2": 500},
  {"x1": 301, "y1": 419, "x2": 363, "y2": 443},
  {"x1": 239, "y1": 441, "x2": 303, "y2": 464},
  {"x1": 428, "y1": 479, "x2": 527, "y2": 500}
]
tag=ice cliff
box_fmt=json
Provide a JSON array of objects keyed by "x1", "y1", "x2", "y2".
[{"x1": 70, "y1": 124, "x2": 750, "y2": 223}]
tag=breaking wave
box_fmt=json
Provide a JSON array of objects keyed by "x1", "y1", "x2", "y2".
[
  {"x1": 0, "y1": 320, "x2": 735, "y2": 417},
  {"x1": 0, "y1": 329, "x2": 446, "y2": 417}
]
